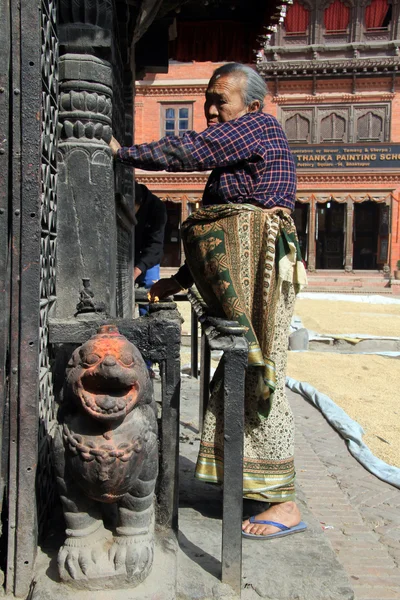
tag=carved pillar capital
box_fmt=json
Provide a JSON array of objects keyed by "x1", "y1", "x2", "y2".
[{"x1": 58, "y1": 54, "x2": 113, "y2": 147}]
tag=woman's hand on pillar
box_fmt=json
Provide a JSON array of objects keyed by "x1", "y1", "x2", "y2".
[
  {"x1": 149, "y1": 278, "x2": 183, "y2": 302},
  {"x1": 109, "y1": 136, "x2": 121, "y2": 156}
]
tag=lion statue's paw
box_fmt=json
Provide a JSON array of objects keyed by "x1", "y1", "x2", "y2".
[
  {"x1": 58, "y1": 526, "x2": 113, "y2": 581},
  {"x1": 108, "y1": 533, "x2": 154, "y2": 578}
]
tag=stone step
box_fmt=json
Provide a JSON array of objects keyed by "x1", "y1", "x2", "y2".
[
  {"x1": 176, "y1": 379, "x2": 355, "y2": 600},
  {"x1": 303, "y1": 286, "x2": 393, "y2": 294},
  {"x1": 307, "y1": 278, "x2": 389, "y2": 284},
  {"x1": 307, "y1": 270, "x2": 385, "y2": 275},
  {"x1": 306, "y1": 271, "x2": 388, "y2": 280},
  {"x1": 306, "y1": 283, "x2": 390, "y2": 289}
]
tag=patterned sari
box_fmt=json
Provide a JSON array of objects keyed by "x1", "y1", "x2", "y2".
[{"x1": 182, "y1": 204, "x2": 307, "y2": 502}]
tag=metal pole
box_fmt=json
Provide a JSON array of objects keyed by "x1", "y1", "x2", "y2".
[
  {"x1": 198, "y1": 333, "x2": 210, "y2": 435},
  {"x1": 14, "y1": 0, "x2": 42, "y2": 594},
  {"x1": 191, "y1": 306, "x2": 199, "y2": 379},
  {"x1": 159, "y1": 352, "x2": 181, "y2": 532},
  {"x1": 221, "y1": 345, "x2": 247, "y2": 597},
  {"x1": 7, "y1": 0, "x2": 22, "y2": 591}
]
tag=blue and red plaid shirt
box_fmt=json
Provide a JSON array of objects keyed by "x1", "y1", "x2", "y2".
[{"x1": 117, "y1": 111, "x2": 296, "y2": 211}]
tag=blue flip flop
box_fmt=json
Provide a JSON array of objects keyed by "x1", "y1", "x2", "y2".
[{"x1": 242, "y1": 517, "x2": 307, "y2": 540}]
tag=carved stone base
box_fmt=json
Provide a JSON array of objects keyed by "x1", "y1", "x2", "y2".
[
  {"x1": 31, "y1": 530, "x2": 177, "y2": 599},
  {"x1": 58, "y1": 528, "x2": 154, "y2": 590}
]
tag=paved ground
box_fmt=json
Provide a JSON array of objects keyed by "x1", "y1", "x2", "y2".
[
  {"x1": 174, "y1": 370, "x2": 400, "y2": 600},
  {"x1": 291, "y1": 388, "x2": 400, "y2": 600}
]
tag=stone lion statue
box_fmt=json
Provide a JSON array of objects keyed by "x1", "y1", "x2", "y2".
[{"x1": 53, "y1": 324, "x2": 158, "y2": 589}]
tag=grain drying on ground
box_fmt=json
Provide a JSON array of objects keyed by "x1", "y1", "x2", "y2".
[
  {"x1": 287, "y1": 352, "x2": 400, "y2": 467},
  {"x1": 295, "y1": 298, "x2": 400, "y2": 337}
]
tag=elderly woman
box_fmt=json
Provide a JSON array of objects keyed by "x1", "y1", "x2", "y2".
[{"x1": 110, "y1": 63, "x2": 307, "y2": 539}]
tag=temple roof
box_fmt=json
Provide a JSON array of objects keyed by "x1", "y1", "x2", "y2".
[
  {"x1": 134, "y1": 0, "x2": 290, "y2": 66},
  {"x1": 258, "y1": 56, "x2": 400, "y2": 78}
]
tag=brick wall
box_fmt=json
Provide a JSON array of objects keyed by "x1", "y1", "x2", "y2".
[
  {"x1": 135, "y1": 62, "x2": 226, "y2": 142},
  {"x1": 140, "y1": 62, "x2": 225, "y2": 82}
]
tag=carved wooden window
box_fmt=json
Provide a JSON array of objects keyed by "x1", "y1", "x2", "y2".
[
  {"x1": 355, "y1": 107, "x2": 386, "y2": 141},
  {"x1": 280, "y1": 103, "x2": 390, "y2": 143},
  {"x1": 284, "y1": 0, "x2": 310, "y2": 34},
  {"x1": 161, "y1": 104, "x2": 193, "y2": 137},
  {"x1": 365, "y1": 0, "x2": 391, "y2": 30},
  {"x1": 281, "y1": 108, "x2": 313, "y2": 143},
  {"x1": 314, "y1": 106, "x2": 352, "y2": 144},
  {"x1": 285, "y1": 113, "x2": 311, "y2": 143},
  {"x1": 320, "y1": 112, "x2": 347, "y2": 142},
  {"x1": 324, "y1": 0, "x2": 351, "y2": 32}
]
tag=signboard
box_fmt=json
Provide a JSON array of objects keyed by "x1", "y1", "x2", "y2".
[{"x1": 290, "y1": 144, "x2": 400, "y2": 170}]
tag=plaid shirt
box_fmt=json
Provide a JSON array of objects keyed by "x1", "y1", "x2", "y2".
[{"x1": 117, "y1": 112, "x2": 296, "y2": 210}]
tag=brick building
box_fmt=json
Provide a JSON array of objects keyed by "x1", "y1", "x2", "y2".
[{"x1": 135, "y1": 0, "x2": 400, "y2": 288}]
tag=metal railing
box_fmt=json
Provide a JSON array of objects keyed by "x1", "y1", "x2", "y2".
[
  {"x1": 134, "y1": 286, "x2": 249, "y2": 595},
  {"x1": 186, "y1": 288, "x2": 248, "y2": 596}
]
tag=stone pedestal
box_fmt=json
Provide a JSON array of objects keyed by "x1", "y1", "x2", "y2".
[{"x1": 32, "y1": 530, "x2": 177, "y2": 600}]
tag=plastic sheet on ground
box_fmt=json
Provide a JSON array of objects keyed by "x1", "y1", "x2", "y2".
[
  {"x1": 310, "y1": 332, "x2": 400, "y2": 342},
  {"x1": 297, "y1": 292, "x2": 400, "y2": 305},
  {"x1": 286, "y1": 376, "x2": 400, "y2": 490},
  {"x1": 290, "y1": 316, "x2": 400, "y2": 347}
]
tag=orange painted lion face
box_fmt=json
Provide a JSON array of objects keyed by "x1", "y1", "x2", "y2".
[{"x1": 66, "y1": 325, "x2": 147, "y2": 421}]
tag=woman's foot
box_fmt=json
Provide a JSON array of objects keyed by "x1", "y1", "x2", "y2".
[
  {"x1": 242, "y1": 500, "x2": 301, "y2": 536},
  {"x1": 242, "y1": 499, "x2": 270, "y2": 519}
]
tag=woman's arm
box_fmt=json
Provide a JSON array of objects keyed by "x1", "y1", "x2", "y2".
[
  {"x1": 113, "y1": 113, "x2": 265, "y2": 172},
  {"x1": 148, "y1": 263, "x2": 194, "y2": 301}
]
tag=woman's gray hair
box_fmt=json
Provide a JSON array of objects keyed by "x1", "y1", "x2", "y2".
[{"x1": 210, "y1": 63, "x2": 267, "y2": 110}]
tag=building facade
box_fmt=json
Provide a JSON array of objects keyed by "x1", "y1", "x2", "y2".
[
  {"x1": 258, "y1": 0, "x2": 400, "y2": 281},
  {"x1": 136, "y1": 0, "x2": 400, "y2": 285}
]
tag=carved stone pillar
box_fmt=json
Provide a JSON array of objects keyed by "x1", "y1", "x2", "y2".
[
  {"x1": 344, "y1": 199, "x2": 354, "y2": 272},
  {"x1": 115, "y1": 68, "x2": 136, "y2": 318},
  {"x1": 48, "y1": 0, "x2": 177, "y2": 594},
  {"x1": 393, "y1": 0, "x2": 400, "y2": 40},
  {"x1": 352, "y1": 2, "x2": 362, "y2": 42},
  {"x1": 56, "y1": 54, "x2": 116, "y2": 318},
  {"x1": 313, "y1": 6, "x2": 323, "y2": 44},
  {"x1": 307, "y1": 199, "x2": 317, "y2": 272}
]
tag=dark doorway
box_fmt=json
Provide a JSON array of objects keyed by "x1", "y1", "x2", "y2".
[
  {"x1": 161, "y1": 201, "x2": 182, "y2": 268},
  {"x1": 316, "y1": 201, "x2": 345, "y2": 269},
  {"x1": 293, "y1": 202, "x2": 309, "y2": 266},
  {"x1": 353, "y1": 201, "x2": 379, "y2": 270}
]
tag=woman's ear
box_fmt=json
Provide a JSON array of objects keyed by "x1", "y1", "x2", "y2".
[
  {"x1": 248, "y1": 100, "x2": 261, "y2": 113},
  {"x1": 247, "y1": 100, "x2": 261, "y2": 112}
]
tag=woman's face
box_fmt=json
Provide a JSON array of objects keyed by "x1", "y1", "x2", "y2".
[{"x1": 204, "y1": 74, "x2": 259, "y2": 127}]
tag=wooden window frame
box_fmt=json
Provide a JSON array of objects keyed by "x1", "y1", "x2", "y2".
[
  {"x1": 280, "y1": 103, "x2": 390, "y2": 144},
  {"x1": 160, "y1": 102, "x2": 193, "y2": 138}
]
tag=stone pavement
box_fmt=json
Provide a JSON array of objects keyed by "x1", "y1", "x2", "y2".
[
  {"x1": 173, "y1": 370, "x2": 400, "y2": 600},
  {"x1": 291, "y1": 388, "x2": 400, "y2": 600}
]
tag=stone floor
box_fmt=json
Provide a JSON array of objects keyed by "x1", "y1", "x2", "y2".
[{"x1": 173, "y1": 372, "x2": 400, "y2": 600}]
